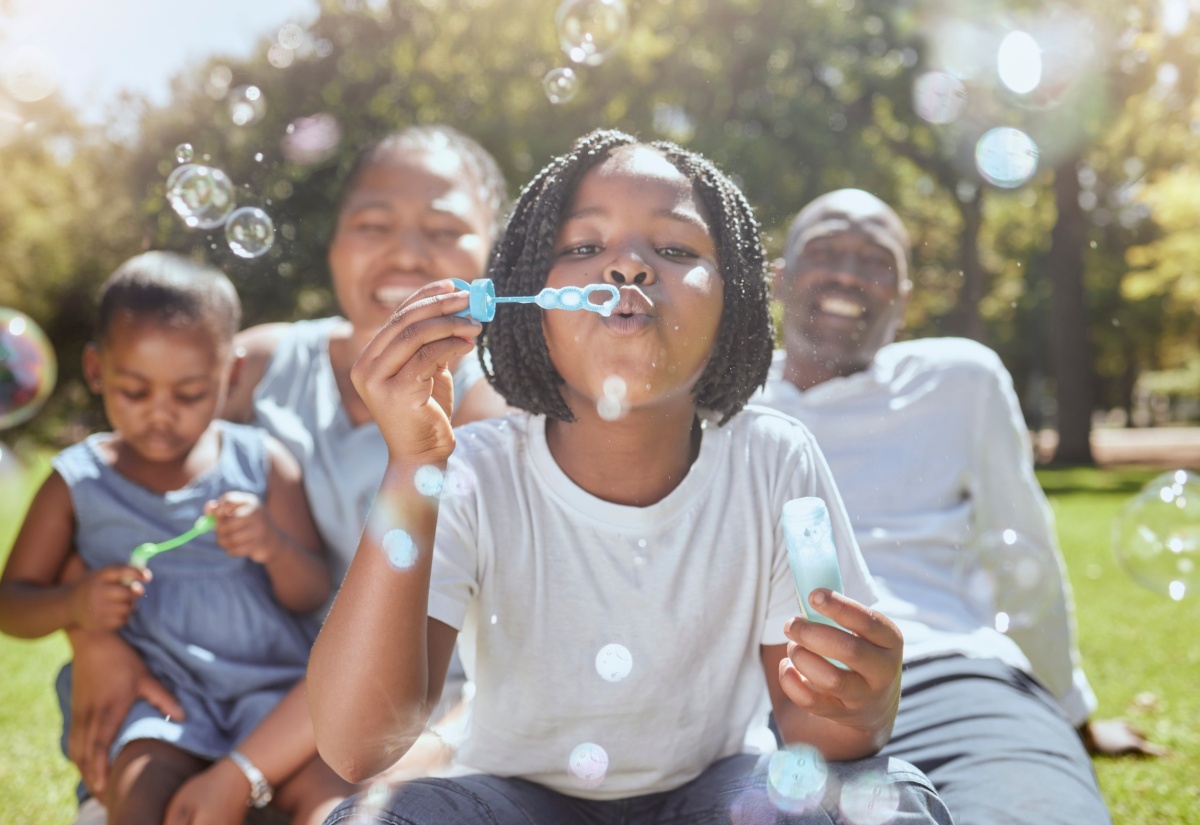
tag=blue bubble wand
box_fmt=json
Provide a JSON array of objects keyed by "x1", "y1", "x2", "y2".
[
  {"x1": 129, "y1": 515, "x2": 216, "y2": 569},
  {"x1": 450, "y1": 278, "x2": 619, "y2": 322}
]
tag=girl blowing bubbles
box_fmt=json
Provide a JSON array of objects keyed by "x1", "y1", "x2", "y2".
[
  {"x1": 0, "y1": 252, "x2": 344, "y2": 824},
  {"x1": 309, "y1": 131, "x2": 951, "y2": 824}
]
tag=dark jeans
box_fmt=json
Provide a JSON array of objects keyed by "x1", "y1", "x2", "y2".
[
  {"x1": 324, "y1": 752, "x2": 952, "y2": 824},
  {"x1": 874, "y1": 656, "x2": 1111, "y2": 825}
]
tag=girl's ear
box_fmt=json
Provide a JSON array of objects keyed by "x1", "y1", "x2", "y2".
[{"x1": 81, "y1": 343, "x2": 103, "y2": 394}]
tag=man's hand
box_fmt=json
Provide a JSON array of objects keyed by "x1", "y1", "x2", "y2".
[{"x1": 1081, "y1": 717, "x2": 1169, "y2": 757}]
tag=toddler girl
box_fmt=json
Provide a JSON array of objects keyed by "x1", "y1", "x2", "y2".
[{"x1": 0, "y1": 252, "x2": 342, "y2": 824}]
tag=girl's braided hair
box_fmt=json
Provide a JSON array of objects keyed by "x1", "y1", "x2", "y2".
[{"x1": 480, "y1": 128, "x2": 773, "y2": 425}]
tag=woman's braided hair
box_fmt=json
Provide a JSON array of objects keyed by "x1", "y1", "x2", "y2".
[{"x1": 480, "y1": 128, "x2": 774, "y2": 426}]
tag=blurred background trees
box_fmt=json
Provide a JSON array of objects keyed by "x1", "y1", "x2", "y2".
[{"x1": 1, "y1": 0, "x2": 1198, "y2": 463}]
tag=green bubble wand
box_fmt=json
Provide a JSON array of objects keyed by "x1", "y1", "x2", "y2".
[{"x1": 129, "y1": 514, "x2": 216, "y2": 569}]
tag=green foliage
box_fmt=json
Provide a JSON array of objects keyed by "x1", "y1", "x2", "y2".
[{"x1": 3, "y1": 0, "x2": 1200, "y2": 439}]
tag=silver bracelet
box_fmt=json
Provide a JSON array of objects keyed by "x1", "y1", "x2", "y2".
[{"x1": 228, "y1": 750, "x2": 273, "y2": 809}]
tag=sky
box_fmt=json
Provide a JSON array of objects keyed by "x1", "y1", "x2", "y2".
[{"x1": 0, "y1": 0, "x2": 319, "y2": 123}]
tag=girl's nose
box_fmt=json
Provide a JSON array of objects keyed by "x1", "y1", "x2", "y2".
[
  {"x1": 603, "y1": 247, "x2": 655, "y2": 286},
  {"x1": 387, "y1": 226, "x2": 432, "y2": 269}
]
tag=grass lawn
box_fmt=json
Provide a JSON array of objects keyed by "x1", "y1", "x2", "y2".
[{"x1": 1, "y1": 458, "x2": 1197, "y2": 822}]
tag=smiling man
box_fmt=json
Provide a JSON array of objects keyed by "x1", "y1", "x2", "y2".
[{"x1": 755, "y1": 188, "x2": 1159, "y2": 824}]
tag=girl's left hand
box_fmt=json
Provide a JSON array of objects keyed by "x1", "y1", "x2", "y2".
[
  {"x1": 206, "y1": 492, "x2": 280, "y2": 565},
  {"x1": 778, "y1": 589, "x2": 903, "y2": 735},
  {"x1": 163, "y1": 758, "x2": 250, "y2": 825}
]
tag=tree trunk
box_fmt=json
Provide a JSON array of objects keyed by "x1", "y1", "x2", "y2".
[
  {"x1": 1046, "y1": 159, "x2": 1097, "y2": 465},
  {"x1": 948, "y1": 190, "x2": 987, "y2": 342}
]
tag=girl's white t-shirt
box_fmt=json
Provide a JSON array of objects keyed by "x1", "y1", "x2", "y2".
[{"x1": 428, "y1": 407, "x2": 880, "y2": 800}]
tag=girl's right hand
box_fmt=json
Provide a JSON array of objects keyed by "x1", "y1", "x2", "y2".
[
  {"x1": 350, "y1": 280, "x2": 481, "y2": 466},
  {"x1": 68, "y1": 565, "x2": 149, "y2": 631}
]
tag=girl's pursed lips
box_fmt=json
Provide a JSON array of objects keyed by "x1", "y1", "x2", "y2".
[{"x1": 613, "y1": 289, "x2": 653, "y2": 316}]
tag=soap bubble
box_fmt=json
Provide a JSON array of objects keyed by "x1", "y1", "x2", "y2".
[
  {"x1": 355, "y1": 781, "x2": 393, "y2": 815},
  {"x1": 382, "y1": 529, "x2": 419, "y2": 570},
  {"x1": 1113, "y1": 470, "x2": 1199, "y2": 601},
  {"x1": 267, "y1": 44, "x2": 295, "y2": 69},
  {"x1": 175, "y1": 143, "x2": 195, "y2": 164},
  {"x1": 974, "y1": 127, "x2": 1039, "y2": 188},
  {"x1": 0, "y1": 308, "x2": 57, "y2": 429},
  {"x1": 281, "y1": 113, "x2": 342, "y2": 165},
  {"x1": 767, "y1": 745, "x2": 828, "y2": 814},
  {"x1": 206, "y1": 65, "x2": 233, "y2": 100},
  {"x1": 912, "y1": 71, "x2": 967, "y2": 125},
  {"x1": 567, "y1": 742, "x2": 609, "y2": 788},
  {"x1": 0, "y1": 45, "x2": 59, "y2": 103},
  {"x1": 443, "y1": 465, "x2": 478, "y2": 498},
  {"x1": 543, "y1": 67, "x2": 579, "y2": 104},
  {"x1": 956, "y1": 529, "x2": 1058, "y2": 632},
  {"x1": 166, "y1": 165, "x2": 237, "y2": 229},
  {"x1": 414, "y1": 465, "x2": 445, "y2": 497},
  {"x1": 595, "y1": 643, "x2": 633, "y2": 682},
  {"x1": 997, "y1": 31, "x2": 1042, "y2": 94},
  {"x1": 729, "y1": 787, "x2": 777, "y2": 825},
  {"x1": 839, "y1": 770, "x2": 901, "y2": 825},
  {"x1": 598, "y1": 374, "x2": 627, "y2": 421},
  {"x1": 556, "y1": 0, "x2": 629, "y2": 65},
  {"x1": 228, "y1": 85, "x2": 267, "y2": 126},
  {"x1": 278, "y1": 23, "x2": 307, "y2": 50},
  {"x1": 224, "y1": 207, "x2": 276, "y2": 259}
]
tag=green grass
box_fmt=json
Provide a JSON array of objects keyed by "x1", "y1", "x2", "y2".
[
  {"x1": 1039, "y1": 466, "x2": 1200, "y2": 823},
  {"x1": 0, "y1": 453, "x2": 77, "y2": 823},
  {"x1": 2, "y1": 460, "x2": 1198, "y2": 822}
]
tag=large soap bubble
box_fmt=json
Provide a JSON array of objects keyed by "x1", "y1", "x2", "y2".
[
  {"x1": 955, "y1": 529, "x2": 1059, "y2": 633},
  {"x1": 997, "y1": 31, "x2": 1042, "y2": 94},
  {"x1": 974, "y1": 127, "x2": 1039, "y2": 188},
  {"x1": 224, "y1": 207, "x2": 276, "y2": 258},
  {"x1": 1113, "y1": 470, "x2": 1199, "y2": 601},
  {"x1": 228, "y1": 85, "x2": 267, "y2": 126},
  {"x1": 767, "y1": 745, "x2": 828, "y2": 814},
  {"x1": 567, "y1": 742, "x2": 609, "y2": 788},
  {"x1": 167, "y1": 165, "x2": 237, "y2": 229},
  {"x1": 0, "y1": 308, "x2": 57, "y2": 429},
  {"x1": 556, "y1": 0, "x2": 629, "y2": 66},
  {"x1": 912, "y1": 71, "x2": 967, "y2": 125},
  {"x1": 543, "y1": 67, "x2": 580, "y2": 104}
]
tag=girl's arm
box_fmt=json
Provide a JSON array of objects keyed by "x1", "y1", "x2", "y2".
[
  {"x1": 762, "y1": 588, "x2": 904, "y2": 761},
  {"x1": 207, "y1": 437, "x2": 329, "y2": 613},
  {"x1": 308, "y1": 281, "x2": 478, "y2": 782},
  {"x1": 0, "y1": 471, "x2": 148, "y2": 639}
]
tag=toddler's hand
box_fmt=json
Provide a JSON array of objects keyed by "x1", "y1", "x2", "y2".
[
  {"x1": 350, "y1": 280, "x2": 480, "y2": 466},
  {"x1": 68, "y1": 565, "x2": 149, "y2": 631},
  {"x1": 778, "y1": 589, "x2": 903, "y2": 736},
  {"x1": 206, "y1": 492, "x2": 280, "y2": 565}
]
